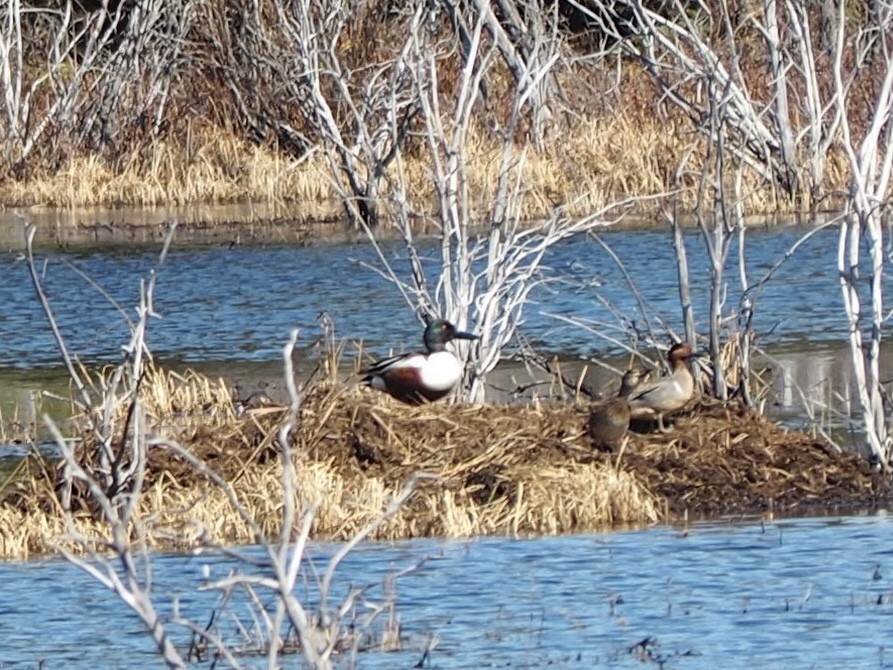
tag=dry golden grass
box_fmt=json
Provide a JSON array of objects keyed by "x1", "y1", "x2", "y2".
[
  {"x1": 2, "y1": 127, "x2": 341, "y2": 215},
  {"x1": 0, "y1": 112, "x2": 855, "y2": 219}
]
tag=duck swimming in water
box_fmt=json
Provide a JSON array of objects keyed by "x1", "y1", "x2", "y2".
[
  {"x1": 627, "y1": 342, "x2": 695, "y2": 432},
  {"x1": 361, "y1": 319, "x2": 478, "y2": 405},
  {"x1": 588, "y1": 366, "x2": 650, "y2": 452}
]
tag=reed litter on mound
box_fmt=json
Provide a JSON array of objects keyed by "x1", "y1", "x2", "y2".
[
  {"x1": 0, "y1": 367, "x2": 888, "y2": 558},
  {"x1": 619, "y1": 402, "x2": 887, "y2": 516}
]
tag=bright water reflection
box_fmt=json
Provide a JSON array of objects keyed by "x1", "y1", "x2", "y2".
[
  {"x1": 1, "y1": 514, "x2": 892, "y2": 668},
  {"x1": 0, "y1": 225, "x2": 873, "y2": 368}
]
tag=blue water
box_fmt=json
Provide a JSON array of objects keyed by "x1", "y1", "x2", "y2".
[
  {"x1": 0, "y1": 514, "x2": 891, "y2": 668},
  {"x1": 0, "y1": 225, "x2": 868, "y2": 369}
]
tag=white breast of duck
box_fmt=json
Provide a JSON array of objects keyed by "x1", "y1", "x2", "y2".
[
  {"x1": 418, "y1": 351, "x2": 464, "y2": 390},
  {"x1": 368, "y1": 350, "x2": 464, "y2": 403},
  {"x1": 374, "y1": 351, "x2": 462, "y2": 389}
]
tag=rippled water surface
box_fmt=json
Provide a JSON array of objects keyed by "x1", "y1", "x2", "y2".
[
  {"x1": 1, "y1": 514, "x2": 892, "y2": 668},
  {"x1": 0, "y1": 225, "x2": 868, "y2": 368}
]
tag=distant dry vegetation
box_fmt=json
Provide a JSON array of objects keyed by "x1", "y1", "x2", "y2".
[{"x1": 0, "y1": 0, "x2": 885, "y2": 219}]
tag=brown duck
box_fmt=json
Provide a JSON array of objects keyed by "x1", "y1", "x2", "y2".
[
  {"x1": 588, "y1": 366, "x2": 649, "y2": 452},
  {"x1": 627, "y1": 342, "x2": 695, "y2": 432}
]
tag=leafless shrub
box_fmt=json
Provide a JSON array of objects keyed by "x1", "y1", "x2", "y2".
[
  {"x1": 566, "y1": 0, "x2": 884, "y2": 211},
  {"x1": 349, "y1": 3, "x2": 665, "y2": 401},
  {"x1": 668, "y1": 64, "x2": 757, "y2": 403},
  {"x1": 555, "y1": 0, "x2": 893, "y2": 458},
  {"x1": 24, "y1": 222, "x2": 426, "y2": 668},
  {"x1": 456, "y1": 0, "x2": 569, "y2": 149},
  {"x1": 196, "y1": 0, "x2": 579, "y2": 229},
  {"x1": 197, "y1": 0, "x2": 427, "y2": 228},
  {"x1": 831, "y1": 0, "x2": 893, "y2": 469},
  {"x1": 0, "y1": 1, "x2": 192, "y2": 176}
]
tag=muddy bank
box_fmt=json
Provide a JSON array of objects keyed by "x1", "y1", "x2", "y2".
[
  {"x1": 0, "y1": 204, "x2": 525, "y2": 250},
  {"x1": 1, "y1": 203, "x2": 818, "y2": 251},
  {"x1": 619, "y1": 403, "x2": 885, "y2": 518},
  {"x1": 1, "y1": 204, "x2": 369, "y2": 250}
]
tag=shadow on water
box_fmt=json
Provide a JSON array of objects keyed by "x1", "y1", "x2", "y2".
[
  {"x1": 0, "y1": 367, "x2": 77, "y2": 452},
  {"x1": 0, "y1": 203, "x2": 351, "y2": 250},
  {"x1": 1, "y1": 202, "x2": 717, "y2": 251}
]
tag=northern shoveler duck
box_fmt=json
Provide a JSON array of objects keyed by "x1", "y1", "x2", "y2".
[
  {"x1": 628, "y1": 342, "x2": 695, "y2": 432},
  {"x1": 361, "y1": 319, "x2": 478, "y2": 405},
  {"x1": 588, "y1": 366, "x2": 650, "y2": 452}
]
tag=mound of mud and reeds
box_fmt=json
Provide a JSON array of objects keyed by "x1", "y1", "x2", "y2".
[
  {"x1": 622, "y1": 403, "x2": 887, "y2": 517},
  {"x1": 1, "y1": 371, "x2": 889, "y2": 558}
]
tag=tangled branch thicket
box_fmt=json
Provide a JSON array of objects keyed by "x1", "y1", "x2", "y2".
[{"x1": 0, "y1": 0, "x2": 886, "y2": 215}]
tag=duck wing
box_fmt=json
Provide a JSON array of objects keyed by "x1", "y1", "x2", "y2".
[
  {"x1": 628, "y1": 374, "x2": 691, "y2": 414},
  {"x1": 361, "y1": 352, "x2": 426, "y2": 381}
]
